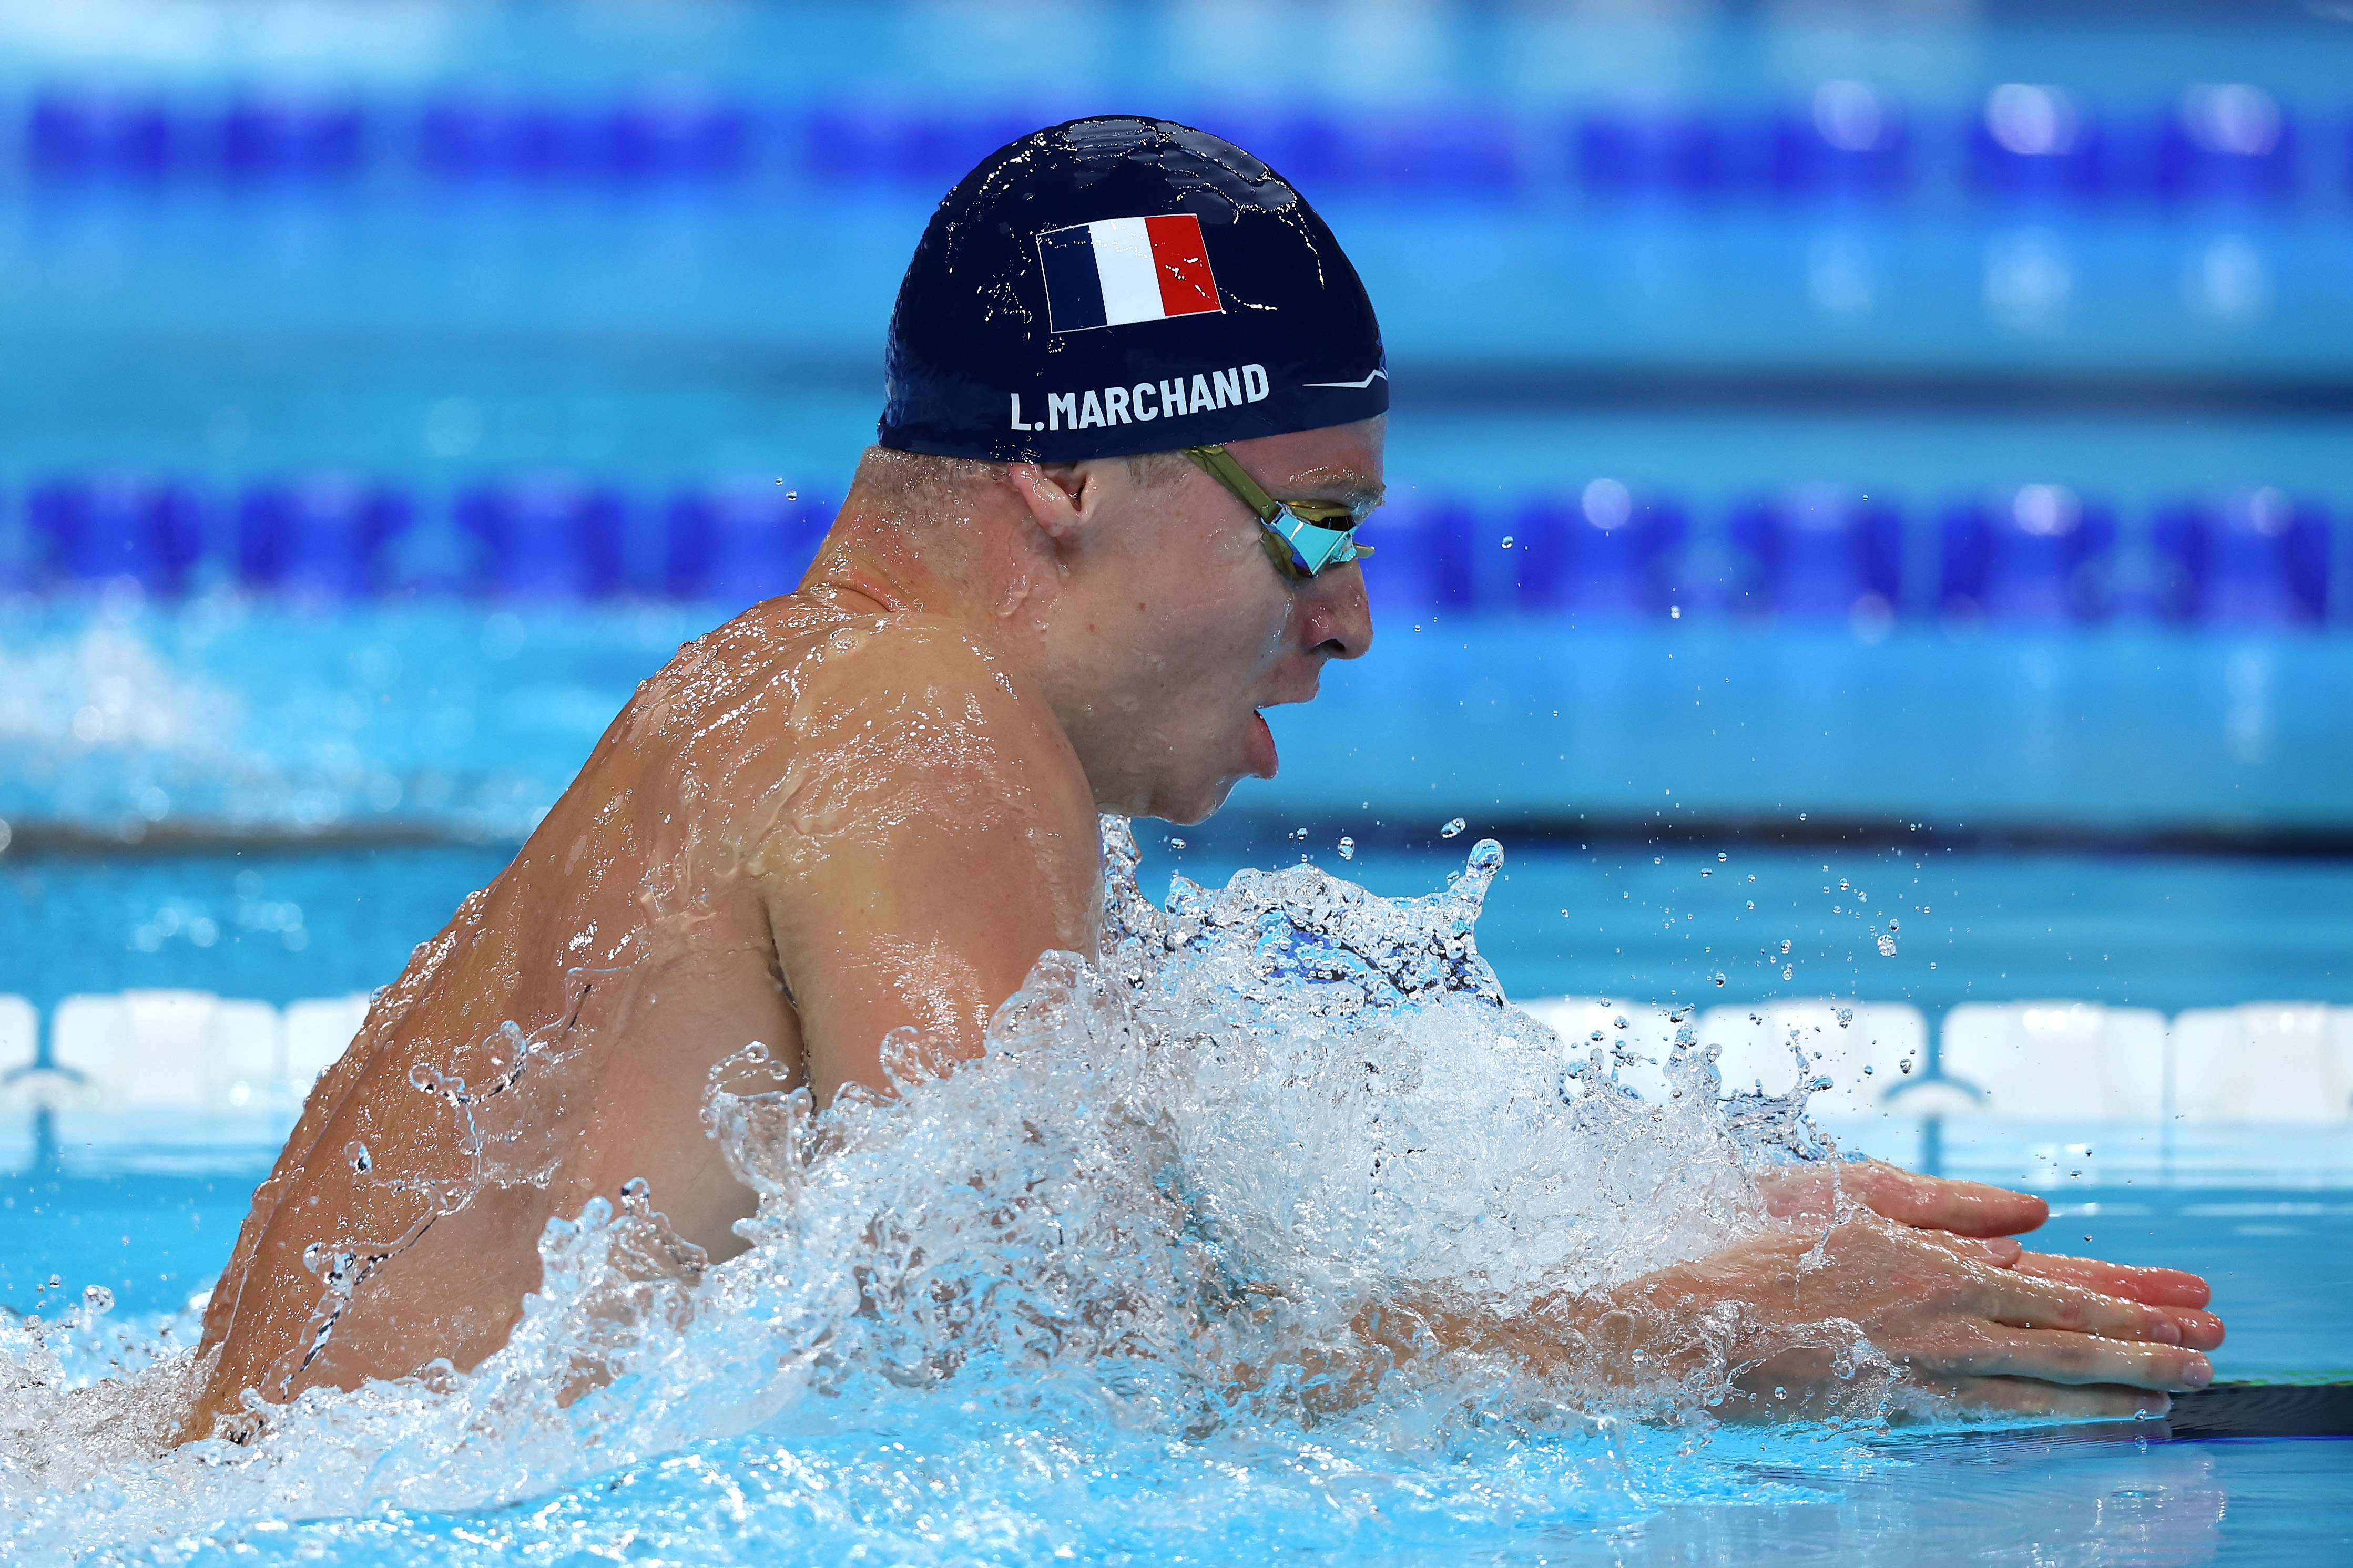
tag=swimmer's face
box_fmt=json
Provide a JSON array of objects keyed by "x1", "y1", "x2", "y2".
[{"x1": 1048, "y1": 417, "x2": 1380, "y2": 824}]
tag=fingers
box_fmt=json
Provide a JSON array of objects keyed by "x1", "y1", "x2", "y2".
[
  {"x1": 1858, "y1": 1165, "x2": 2050, "y2": 1238},
  {"x1": 1916, "y1": 1325, "x2": 2212, "y2": 1390},
  {"x1": 2010, "y1": 1251, "x2": 2214, "y2": 1310},
  {"x1": 2008, "y1": 1254, "x2": 2224, "y2": 1349},
  {"x1": 1909, "y1": 1376, "x2": 2172, "y2": 1422},
  {"x1": 1975, "y1": 1268, "x2": 2197, "y2": 1346}
]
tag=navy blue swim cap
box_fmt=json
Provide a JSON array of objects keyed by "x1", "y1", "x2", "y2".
[{"x1": 878, "y1": 116, "x2": 1387, "y2": 463}]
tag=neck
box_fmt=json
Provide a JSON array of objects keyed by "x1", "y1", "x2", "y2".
[{"x1": 804, "y1": 471, "x2": 1062, "y2": 671}]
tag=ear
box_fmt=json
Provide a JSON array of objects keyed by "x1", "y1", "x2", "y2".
[{"x1": 1005, "y1": 461, "x2": 1098, "y2": 544}]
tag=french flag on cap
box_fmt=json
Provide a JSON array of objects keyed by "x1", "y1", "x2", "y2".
[{"x1": 1036, "y1": 214, "x2": 1224, "y2": 333}]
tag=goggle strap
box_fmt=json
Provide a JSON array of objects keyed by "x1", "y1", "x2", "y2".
[{"x1": 1180, "y1": 445, "x2": 1285, "y2": 525}]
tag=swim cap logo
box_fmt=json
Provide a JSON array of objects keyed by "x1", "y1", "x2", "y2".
[{"x1": 1036, "y1": 214, "x2": 1223, "y2": 333}]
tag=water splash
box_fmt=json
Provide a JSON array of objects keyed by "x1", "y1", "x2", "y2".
[{"x1": 0, "y1": 819, "x2": 1872, "y2": 1557}]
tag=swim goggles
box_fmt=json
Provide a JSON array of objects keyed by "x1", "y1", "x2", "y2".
[{"x1": 1180, "y1": 444, "x2": 1376, "y2": 582}]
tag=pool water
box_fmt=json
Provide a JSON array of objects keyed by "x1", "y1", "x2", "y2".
[
  {"x1": 4, "y1": 1129, "x2": 2349, "y2": 1561},
  {"x1": 2, "y1": 835, "x2": 2349, "y2": 1564}
]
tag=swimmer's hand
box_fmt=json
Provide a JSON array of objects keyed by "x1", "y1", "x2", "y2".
[
  {"x1": 1755, "y1": 1160, "x2": 2222, "y2": 1349},
  {"x1": 1756, "y1": 1158, "x2": 2048, "y2": 1237},
  {"x1": 1607, "y1": 1210, "x2": 2215, "y2": 1422}
]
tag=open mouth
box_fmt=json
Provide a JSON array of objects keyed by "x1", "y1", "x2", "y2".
[{"x1": 1249, "y1": 709, "x2": 1279, "y2": 778}]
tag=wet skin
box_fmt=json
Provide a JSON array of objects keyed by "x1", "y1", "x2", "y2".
[
  {"x1": 182, "y1": 415, "x2": 2217, "y2": 1440},
  {"x1": 184, "y1": 422, "x2": 1383, "y2": 1439}
]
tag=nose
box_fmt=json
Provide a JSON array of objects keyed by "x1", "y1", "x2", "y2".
[{"x1": 1300, "y1": 562, "x2": 1374, "y2": 661}]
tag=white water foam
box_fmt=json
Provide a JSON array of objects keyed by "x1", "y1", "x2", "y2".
[{"x1": 0, "y1": 821, "x2": 1884, "y2": 1559}]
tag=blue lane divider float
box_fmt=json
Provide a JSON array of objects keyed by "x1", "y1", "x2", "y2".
[
  {"x1": 2153, "y1": 488, "x2": 2334, "y2": 626},
  {"x1": 453, "y1": 474, "x2": 631, "y2": 601},
  {"x1": 29, "y1": 87, "x2": 367, "y2": 178},
  {"x1": 1727, "y1": 488, "x2": 1906, "y2": 620},
  {"x1": 25, "y1": 474, "x2": 207, "y2": 593},
  {"x1": 13, "y1": 83, "x2": 2342, "y2": 204},
  {"x1": 4, "y1": 473, "x2": 2340, "y2": 628},
  {"x1": 664, "y1": 484, "x2": 834, "y2": 606},
  {"x1": 420, "y1": 88, "x2": 751, "y2": 180},
  {"x1": 1969, "y1": 85, "x2": 2113, "y2": 200},
  {"x1": 1770, "y1": 82, "x2": 1909, "y2": 196},
  {"x1": 1940, "y1": 486, "x2": 2121, "y2": 624},
  {"x1": 238, "y1": 474, "x2": 413, "y2": 600}
]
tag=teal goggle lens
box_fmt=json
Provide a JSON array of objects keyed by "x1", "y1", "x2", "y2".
[{"x1": 1263, "y1": 507, "x2": 1369, "y2": 578}]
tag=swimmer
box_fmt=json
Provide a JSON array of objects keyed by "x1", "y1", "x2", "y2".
[{"x1": 182, "y1": 119, "x2": 2217, "y2": 1442}]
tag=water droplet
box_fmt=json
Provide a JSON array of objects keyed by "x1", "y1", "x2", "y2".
[
  {"x1": 1440, "y1": 817, "x2": 1467, "y2": 839},
  {"x1": 1900, "y1": 1055, "x2": 1916, "y2": 1074},
  {"x1": 1887, "y1": 918, "x2": 1901, "y2": 932},
  {"x1": 1799, "y1": 813, "x2": 1807, "y2": 821},
  {"x1": 347, "y1": 1140, "x2": 373, "y2": 1174},
  {"x1": 1862, "y1": 1064, "x2": 1875, "y2": 1075},
  {"x1": 1168, "y1": 837, "x2": 1186, "y2": 850},
  {"x1": 1700, "y1": 868, "x2": 1712, "y2": 876},
  {"x1": 46, "y1": 1274, "x2": 60, "y2": 1290},
  {"x1": 1745, "y1": 900, "x2": 1755, "y2": 910},
  {"x1": 1781, "y1": 965, "x2": 1795, "y2": 980},
  {"x1": 1717, "y1": 852, "x2": 1728, "y2": 862},
  {"x1": 82, "y1": 1284, "x2": 113, "y2": 1314},
  {"x1": 1779, "y1": 939, "x2": 1792, "y2": 954},
  {"x1": 1876, "y1": 934, "x2": 1898, "y2": 957},
  {"x1": 786, "y1": 490, "x2": 798, "y2": 500},
  {"x1": 1839, "y1": 879, "x2": 1850, "y2": 891},
  {"x1": 1713, "y1": 971, "x2": 1727, "y2": 987},
  {"x1": 1837, "y1": 1008, "x2": 1853, "y2": 1027},
  {"x1": 1500, "y1": 535, "x2": 1515, "y2": 549},
  {"x1": 1337, "y1": 835, "x2": 1356, "y2": 860},
  {"x1": 1670, "y1": 605, "x2": 1682, "y2": 619},
  {"x1": 1591, "y1": 1030, "x2": 1605, "y2": 1042},
  {"x1": 1613, "y1": 1015, "x2": 1628, "y2": 1029},
  {"x1": 1467, "y1": 837, "x2": 1504, "y2": 870}
]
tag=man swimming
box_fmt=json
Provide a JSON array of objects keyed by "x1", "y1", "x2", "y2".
[{"x1": 183, "y1": 118, "x2": 2218, "y2": 1441}]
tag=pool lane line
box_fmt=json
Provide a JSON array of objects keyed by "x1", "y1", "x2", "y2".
[
  {"x1": 1172, "y1": 812, "x2": 2353, "y2": 862},
  {"x1": 2158, "y1": 1382, "x2": 2353, "y2": 1441}
]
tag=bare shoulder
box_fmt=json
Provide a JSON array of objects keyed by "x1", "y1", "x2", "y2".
[
  {"x1": 705, "y1": 602, "x2": 1104, "y2": 1091},
  {"x1": 617, "y1": 597, "x2": 1093, "y2": 869}
]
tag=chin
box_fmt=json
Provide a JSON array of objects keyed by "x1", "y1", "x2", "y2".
[{"x1": 1144, "y1": 773, "x2": 1239, "y2": 827}]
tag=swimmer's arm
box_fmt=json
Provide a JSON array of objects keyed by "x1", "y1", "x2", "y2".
[
  {"x1": 195, "y1": 1003, "x2": 399, "y2": 1355},
  {"x1": 748, "y1": 627, "x2": 1102, "y2": 1108},
  {"x1": 1308, "y1": 1215, "x2": 2213, "y2": 1423}
]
